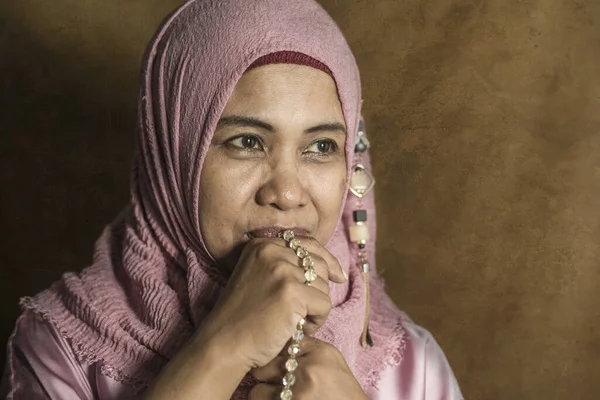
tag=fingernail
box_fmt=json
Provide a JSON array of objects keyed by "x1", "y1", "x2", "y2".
[{"x1": 342, "y1": 268, "x2": 348, "y2": 281}]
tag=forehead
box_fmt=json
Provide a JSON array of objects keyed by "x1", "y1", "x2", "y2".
[{"x1": 221, "y1": 64, "x2": 345, "y2": 126}]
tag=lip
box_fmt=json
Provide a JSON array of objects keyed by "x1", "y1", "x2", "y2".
[{"x1": 247, "y1": 226, "x2": 311, "y2": 239}]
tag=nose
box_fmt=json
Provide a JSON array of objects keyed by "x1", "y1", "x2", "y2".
[{"x1": 255, "y1": 160, "x2": 309, "y2": 211}]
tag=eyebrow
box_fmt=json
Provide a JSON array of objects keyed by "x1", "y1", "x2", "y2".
[{"x1": 216, "y1": 115, "x2": 346, "y2": 135}]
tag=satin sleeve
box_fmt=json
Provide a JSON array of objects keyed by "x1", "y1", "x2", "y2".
[
  {"x1": 1, "y1": 311, "x2": 135, "y2": 400},
  {"x1": 367, "y1": 322, "x2": 464, "y2": 400},
  {"x1": 2, "y1": 311, "x2": 463, "y2": 400}
]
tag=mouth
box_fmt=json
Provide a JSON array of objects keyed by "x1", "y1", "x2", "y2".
[{"x1": 247, "y1": 226, "x2": 311, "y2": 239}]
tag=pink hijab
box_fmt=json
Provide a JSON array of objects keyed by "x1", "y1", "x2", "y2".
[{"x1": 22, "y1": 0, "x2": 407, "y2": 396}]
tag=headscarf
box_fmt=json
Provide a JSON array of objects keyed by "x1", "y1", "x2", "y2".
[{"x1": 21, "y1": 0, "x2": 408, "y2": 396}]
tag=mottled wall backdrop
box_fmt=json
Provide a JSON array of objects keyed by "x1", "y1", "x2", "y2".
[{"x1": 1, "y1": 1, "x2": 599, "y2": 399}]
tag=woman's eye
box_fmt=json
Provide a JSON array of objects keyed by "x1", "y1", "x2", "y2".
[
  {"x1": 228, "y1": 135, "x2": 261, "y2": 150},
  {"x1": 305, "y1": 139, "x2": 338, "y2": 154}
]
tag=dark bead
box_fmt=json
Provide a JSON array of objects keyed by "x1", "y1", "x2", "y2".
[
  {"x1": 353, "y1": 209, "x2": 367, "y2": 222},
  {"x1": 358, "y1": 243, "x2": 366, "y2": 249},
  {"x1": 366, "y1": 327, "x2": 374, "y2": 347}
]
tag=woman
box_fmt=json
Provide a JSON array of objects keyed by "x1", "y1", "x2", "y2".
[{"x1": 2, "y1": 0, "x2": 463, "y2": 399}]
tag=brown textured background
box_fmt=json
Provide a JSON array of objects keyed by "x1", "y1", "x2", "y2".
[{"x1": 1, "y1": 1, "x2": 599, "y2": 399}]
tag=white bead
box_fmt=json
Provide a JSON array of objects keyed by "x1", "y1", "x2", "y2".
[
  {"x1": 283, "y1": 372, "x2": 296, "y2": 387},
  {"x1": 289, "y1": 238, "x2": 301, "y2": 250},
  {"x1": 296, "y1": 247, "x2": 309, "y2": 258},
  {"x1": 349, "y1": 223, "x2": 370, "y2": 242},
  {"x1": 288, "y1": 343, "x2": 300, "y2": 356},
  {"x1": 283, "y1": 230, "x2": 295, "y2": 241},
  {"x1": 304, "y1": 268, "x2": 317, "y2": 282},
  {"x1": 285, "y1": 358, "x2": 298, "y2": 371},
  {"x1": 292, "y1": 329, "x2": 304, "y2": 341},
  {"x1": 302, "y1": 256, "x2": 314, "y2": 268},
  {"x1": 351, "y1": 171, "x2": 371, "y2": 192}
]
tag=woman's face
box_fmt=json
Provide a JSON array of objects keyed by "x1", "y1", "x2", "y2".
[{"x1": 198, "y1": 64, "x2": 347, "y2": 269}]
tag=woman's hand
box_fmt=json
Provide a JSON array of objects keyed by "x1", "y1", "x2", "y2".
[
  {"x1": 199, "y1": 236, "x2": 347, "y2": 370},
  {"x1": 143, "y1": 236, "x2": 346, "y2": 400},
  {"x1": 250, "y1": 337, "x2": 369, "y2": 400}
]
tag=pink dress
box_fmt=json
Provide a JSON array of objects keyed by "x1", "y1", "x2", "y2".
[{"x1": 2, "y1": 311, "x2": 463, "y2": 399}]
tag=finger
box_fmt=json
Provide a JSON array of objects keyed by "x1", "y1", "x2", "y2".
[
  {"x1": 286, "y1": 265, "x2": 329, "y2": 295},
  {"x1": 248, "y1": 382, "x2": 281, "y2": 400},
  {"x1": 300, "y1": 252, "x2": 329, "y2": 290},
  {"x1": 293, "y1": 335, "x2": 327, "y2": 354},
  {"x1": 252, "y1": 234, "x2": 342, "y2": 284},
  {"x1": 252, "y1": 355, "x2": 287, "y2": 383},
  {"x1": 297, "y1": 285, "x2": 331, "y2": 330},
  {"x1": 309, "y1": 276, "x2": 329, "y2": 296},
  {"x1": 276, "y1": 335, "x2": 321, "y2": 355},
  {"x1": 293, "y1": 236, "x2": 346, "y2": 284},
  {"x1": 246, "y1": 239, "x2": 330, "y2": 300},
  {"x1": 265, "y1": 238, "x2": 331, "y2": 295},
  {"x1": 269, "y1": 235, "x2": 342, "y2": 283},
  {"x1": 275, "y1": 335, "x2": 315, "y2": 358}
]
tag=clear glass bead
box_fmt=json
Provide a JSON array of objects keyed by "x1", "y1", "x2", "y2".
[
  {"x1": 280, "y1": 388, "x2": 293, "y2": 400},
  {"x1": 288, "y1": 343, "x2": 300, "y2": 356},
  {"x1": 285, "y1": 358, "x2": 298, "y2": 372},
  {"x1": 289, "y1": 238, "x2": 301, "y2": 250},
  {"x1": 282, "y1": 230, "x2": 295, "y2": 241},
  {"x1": 304, "y1": 268, "x2": 317, "y2": 282},
  {"x1": 302, "y1": 256, "x2": 314, "y2": 268},
  {"x1": 283, "y1": 372, "x2": 296, "y2": 387},
  {"x1": 296, "y1": 247, "x2": 309, "y2": 258},
  {"x1": 292, "y1": 329, "x2": 304, "y2": 341}
]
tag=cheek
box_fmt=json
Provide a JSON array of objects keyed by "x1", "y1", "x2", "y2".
[
  {"x1": 197, "y1": 152, "x2": 256, "y2": 257},
  {"x1": 339, "y1": 174, "x2": 347, "y2": 193},
  {"x1": 199, "y1": 152, "x2": 256, "y2": 212},
  {"x1": 198, "y1": 168, "x2": 226, "y2": 243},
  {"x1": 309, "y1": 163, "x2": 347, "y2": 221}
]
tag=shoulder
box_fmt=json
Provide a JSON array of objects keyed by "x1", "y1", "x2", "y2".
[
  {"x1": 402, "y1": 319, "x2": 445, "y2": 355},
  {"x1": 370, "y1": 319, "x2": 464, "y2": 400},
  {"x1": 10, "y1": 309, "x2": 73, "y2": 359},
  {"x1": 3, "y1": 310, "x2": 135, "y2": 400}
]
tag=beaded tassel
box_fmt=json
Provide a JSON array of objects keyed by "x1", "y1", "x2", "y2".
[{"x1": 350, "y1": 119, "x2": 375, "y2": 348}]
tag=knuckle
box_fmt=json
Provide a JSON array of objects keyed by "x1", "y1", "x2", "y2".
[
  {"x1": 278, "y1": 280, "x2": 298, "y2": 303},
  {"x1": 303, "y1": 236, "x2": 319, "y2": 247},
  {"x1": 319, "y1": 278, "x2": 330, "y2": 295},
  {"x1": 302, "y1": 362, "x2": 321, "y2": 390},
  {"x1": 308, "y1": 254, "x2": 324, "y2": 268},
  {"x1": 319, "y1": 292, "x2": 332, "y2": 311},
  {"x1": 320, "y1": 342, "x2": 340, "y2": 358},
  {"x1": 270, "y1": 260, "x2": 288, "y2": 277},
  {"x1": 252, "y1": 240, "x2": 272, "y2": 258},
  {"x1": 314, "y1": 254, "x2": 334, "y2": 272}
]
